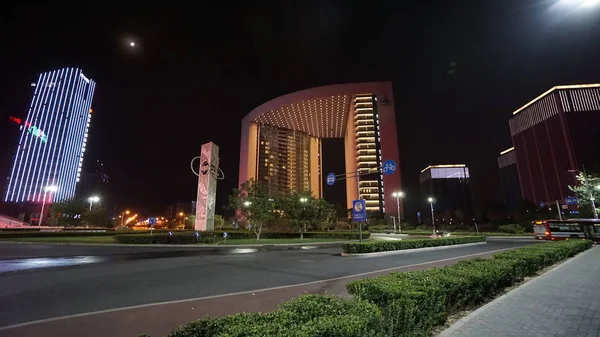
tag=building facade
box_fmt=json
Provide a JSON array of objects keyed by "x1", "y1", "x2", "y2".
[
  {"x1": 420, "y1": 165, "x2": 474, "y2": 223},
  {"x1": 497, "y1": 147, "x2": 522, "y2": 217},
  {"x1": 239, "y1": 82, "x2": 401, "y2": 216},
  {"x1": 508, "y1": 84, "x2": 600, "y2": 207},
  {"x1": 4, "y1": 68, "x2": 96, "y2": 204}
]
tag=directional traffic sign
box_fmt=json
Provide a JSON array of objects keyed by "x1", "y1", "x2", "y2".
[
  {"x1": 148, "y1": 217, "x2": 156, "y2": 226},
  {"x1": 382, "y1": 160, "x2": 397, "y2": 175},
  {"x1": 223, "y1": 232, "x2": 228, "y2": 238},
  {"x1": 566, "y1": 196, "x2": 578, "y2": 205},
  {"x1": 352, "y1": 199, "x2": 367, "y2": 222},
  {"x1": 326, "y1": 172, "x2": 336, "y2": 186}
]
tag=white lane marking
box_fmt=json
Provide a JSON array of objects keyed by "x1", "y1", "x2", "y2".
[{"x1": 0, "y1": 246, "x2": 517, "y2": 331}]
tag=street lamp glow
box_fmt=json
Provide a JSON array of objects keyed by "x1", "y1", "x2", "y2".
[
  {"x1": 428, "y1": 197, "x2": 436, "y2": 235},
  {"x1": 39, "y1": 186, "x2": 58, "y2": 226},
  {"x1": 88, "y1": 196, "x2": 100, "y2": 210},
  {"x1": 392, "y1": 191, "x2": 405, "y2": 198},
  {"x1": 558, "y1": 0, "x2": 600, "y2": 7},
  {"x1": 300, "y1": 197, "x2": 308, "y2": 202},
  {"x1": 243, "y1": 201, "x2": 252, "y2": 207},
  {"x1": 179, "y1": 212, "x2": 184, "y2": 216},
  {"x1": 582, "y1": 0, "x2": 600, "y2": 7},
  {"x1": 130, "y1": 41, "x2": 136, "y2": 47}
]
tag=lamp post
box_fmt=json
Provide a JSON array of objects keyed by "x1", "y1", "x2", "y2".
[
  {"x1": 392, "y1": 191, "x2": 404, "y2": 232},
  {"x1": 120, "y1": 210, "x2": 130, "y2": 227},
  {"x1": 39, "y1": 186, "x2": 58, "y2": 226},
  {"x1": 428, "y1": 197, "x2": 436, "y2": 236},
  {"x1": 88, "y1": 196, "x2": 100, "y2": 211},
  {"x1": 179, "y1": 212, "x2": 185, "y2": 229},
  {"x1": 299, "y1": 197, "x2": 308, "y2": 239}
]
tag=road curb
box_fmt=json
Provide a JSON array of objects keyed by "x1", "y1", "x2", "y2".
[{"x1": 341, "y1": 242, "x2": 487, "y2": 257}]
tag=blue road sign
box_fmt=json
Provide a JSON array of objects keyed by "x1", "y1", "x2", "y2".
[
  {"x1": 382, "y1": 160, "x2": 397, "y2": 175},
  {"x1": 540, "y1": 202, "x2": 545, "y2": 208},
  {"x1": 223, "y1": 232, "x2": 228, "y2": 238},
  {"x1": 566, "y1": 196, "x2": 578, "y2": 205},
  {"x1": 326, "y1": 172, "x2": 336, "y2": 186},
  {"x1": 352, "y1": 199, "x2": 367, "y2": 222},
  {"x1": 148, "y1": 217, "x2": 156, "y2": 226}
]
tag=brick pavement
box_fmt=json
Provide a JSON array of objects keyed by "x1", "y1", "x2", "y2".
[{"x1": 439, "y1": 246, "x2": 600, "y2": 337}]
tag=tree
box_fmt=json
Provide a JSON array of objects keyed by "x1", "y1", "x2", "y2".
[
  {"x1": 314, "y1": 198, "x2": 336, "y2": 231},
  {"x1": 81, "y1": 207, "x2": 108, "y2": 227},
  {"x1": 569, "y1": 172, "x2": 600, "y2": 218},
  {"x1": 228, "y1": 179, "x2": 278, "y2": 240},
  {"x1": 48, "y1": 200, "x2": 86, "y2": 226},
  {"x1": 278, "y1": 191, "x2": 314, "y2": 239},
  {"x1": 214, "y1": 215, "x2": 224, "y2": 230}
]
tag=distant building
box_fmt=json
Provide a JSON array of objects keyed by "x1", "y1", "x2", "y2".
[
  {"x1": 4, "y1": 68, "x2": 96, "y2": 204},
  {"x1": 497, "y1": 147, "x2": 522, "y2": 218},
  {"x1": 75, "y1": 160, "x2": 109, "y2": 200},
  {"x1": 239, "y1": 82, "x2": 402, "y2": 217},
  {"x1": 508, "y1": 84, "x2": 600, "y2": 206},
  {"x1": 420, "y1": 164, "x2": 474, "y2": 224},
  {"x1": 165, "y1": 202, "x2": 194, "y2": 220}
]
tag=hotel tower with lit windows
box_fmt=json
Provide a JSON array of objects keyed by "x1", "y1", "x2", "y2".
[
  {"x1": 239, "y1": 82, "x2": 401, "y2": 216},
  {"x1": 4, "y1": 68, "x2": 96, "y2": 205}
]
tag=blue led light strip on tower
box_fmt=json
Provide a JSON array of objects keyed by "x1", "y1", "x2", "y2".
[
  {"x1": 21, "y1": 70, "x2": 55, "y2": 201},
  {"x1": 59, "y1": 70, "x2": 83, "y2": 201},
  {"x1": 5, "y1": 73, "x2": 43, "y2": 201},
  {"x1": 53, "y1": 68, "x2": 75, "y2": 202},
  {"x1": 33, "y1": 68, "x2": 64, "y2": 202},
  {"x1": 5, "y1": 68, "x2": 96, "y2": 203},
  {"x1": 37, "y1": 68, "x2": 69, "y2": 202}
]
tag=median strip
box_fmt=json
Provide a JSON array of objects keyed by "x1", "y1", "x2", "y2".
[{"x1": 342, "y1": 236, "x2": 486, "y2": 254}]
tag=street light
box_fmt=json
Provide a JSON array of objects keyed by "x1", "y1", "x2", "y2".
[
  {"x1": 243, "y1": 201, "x2": 252, "y2": 207},
  {"x1": 428, "y1": 197, "x2": 436, "y2": 236},
  {"x1": 120, "y1": 210, "x2": 130, "y2": 227},
  {"x1": 178, "y1": 212, "x2": 185, "y2": 229},
  {"x1": 88, "y1": 196, "x2": 100, "y2": 210},
  {"x1": 39, "y1": 186, "x2": 58, "y2": 226},
  {"x1": 392, "y1": 191, "x2": 405, "y2": 232},
  {"x1": 558, "y1": 0, "x2": 600, "y2": 8}
]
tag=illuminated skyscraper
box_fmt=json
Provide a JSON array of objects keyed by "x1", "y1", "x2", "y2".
[
  {"x1": 4, "y1": 68, "x2": 96, "y2": 203},
  {"x1": 239, "y1": 82, "x2": 401, "y2": 216}
]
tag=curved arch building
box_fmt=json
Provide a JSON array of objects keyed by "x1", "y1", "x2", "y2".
[{"x1": 239, "y1": 82, "x2": 402, "y2": 216}]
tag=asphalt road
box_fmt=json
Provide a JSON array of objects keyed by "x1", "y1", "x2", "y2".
[{"x1": 0, "y1": 239, "x2": 536, "y2": 329}]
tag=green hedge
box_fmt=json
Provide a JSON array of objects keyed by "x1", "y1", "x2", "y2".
[
  {"x1": 346, "y1": 240, "x2": 592, "y2": 336},
  {"x1": 166, "y1": 295, "x2": 382, "y2": 337},
  {"x1": 115, "y1": 231, "x2": 370, "y2": 245},
  {"x1": 342, "y1": 236, "x2": 485, "y2": 254}
]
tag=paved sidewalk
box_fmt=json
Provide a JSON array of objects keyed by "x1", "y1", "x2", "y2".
[{"x1": 439, "y1": 246, "x2": 600, "y2": 337}]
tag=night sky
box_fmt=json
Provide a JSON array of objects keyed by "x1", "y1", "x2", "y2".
[{"x1": 1, "y1": 1, "x2": 599, "y2": 217}]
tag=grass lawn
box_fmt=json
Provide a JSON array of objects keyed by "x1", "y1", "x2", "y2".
[
  {"x1": 217, "y1": 238, "x2": 347, "y2": 245},
  {"x1": 1, "y1": 236, "x2": 117, "y2": 244}
]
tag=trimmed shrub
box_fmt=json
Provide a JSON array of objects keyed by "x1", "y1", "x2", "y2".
[
  {"x1": 342, "y1": 236, "x2": 485, "y2": 254},
  {"x1": 498, "y1": 224, "x2": 526, "y2": 234},
  {"x1": 347, "y1": 240, "x2": 591, "y2": 337},
  {"x1": 166, "y1": 295, "x2": 383, "y2": 337},
  {"x1": 115, "y1": 231, "x2": 369, "y2": 245}
]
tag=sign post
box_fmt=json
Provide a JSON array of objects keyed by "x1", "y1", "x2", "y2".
[{"x1": 352, "y1": 199, "x2": 367, "y2": 242}]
